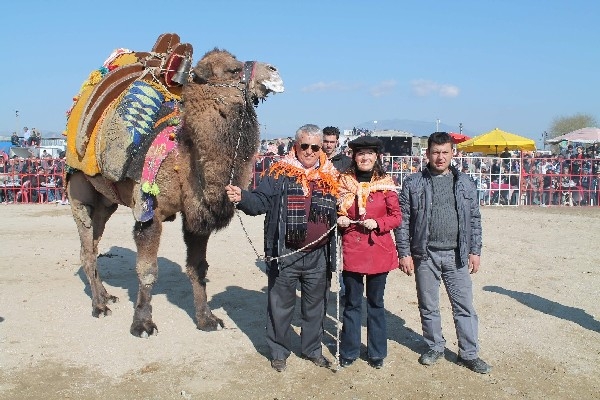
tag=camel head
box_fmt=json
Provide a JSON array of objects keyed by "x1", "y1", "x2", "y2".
[{"x1": 190, "y1": 48, "x2": 284, "y2": 105}]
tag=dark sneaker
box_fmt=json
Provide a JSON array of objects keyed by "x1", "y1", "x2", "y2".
[
  {"x1": 339, "y1": 357, "x2": 355, "y2": 367},
  {"x1": 270, "y1": 359, "x2": 287, "y2": 372},
  {"x1": 457, "y1": 356, "x2": 492, "y2": 374},
  {"x1": 368, "y1": 358, "x2": 384, "y2": 369},
  {"x1": 418, "y1": 349, "x2": 444, "y2": 366},
  {"x1": 304, "y1": 355, "x2": 332, "y2": 368}
]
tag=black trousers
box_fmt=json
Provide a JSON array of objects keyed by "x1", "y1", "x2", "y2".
[{"x1": 266, "y1": 246, "x2": 328, "y2": 360}]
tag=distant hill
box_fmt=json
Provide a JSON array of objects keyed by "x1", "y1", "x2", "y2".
[{"x1": 352, "y1": 119, "x2": 476, "y2": 137}]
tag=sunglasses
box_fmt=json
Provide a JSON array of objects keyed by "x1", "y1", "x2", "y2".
[{"x1": 299, "y1": 143, "x2": 321, "y2": 152}]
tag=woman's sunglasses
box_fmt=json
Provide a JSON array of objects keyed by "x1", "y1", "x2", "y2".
[{"x1": 299, "y1": 143, "x2": 321, "y2": 152}]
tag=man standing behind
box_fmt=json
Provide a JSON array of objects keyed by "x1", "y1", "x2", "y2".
[
  {"x1": 11, "y1": 132, "x2": 20, "y2": 146},
  {"x1": 22, "y1": 127, "x2": 31, "y2": 147},
  {"x1": 395, "y1": 132, "x2": 491, "y2": 374},
  {"x1": 322, "y1": 126, "x2": 351, "y2": 172},
  {"x1": 226, "y1": 124, "x2": 339, "y2": 372}
]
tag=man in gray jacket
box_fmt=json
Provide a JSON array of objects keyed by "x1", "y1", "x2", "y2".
[{"x1": 395, "y1": 132, "x2": 491, "y2": 374}]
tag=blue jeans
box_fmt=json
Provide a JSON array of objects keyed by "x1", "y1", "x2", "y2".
[
  {"x1": 415, "y1": 248, "x2": 479, "y2": 359},
  {"x1": 340, "y1": 271, "x2": 388, "y2": 360}
]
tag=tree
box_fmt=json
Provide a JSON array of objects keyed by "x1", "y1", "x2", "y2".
[{"x1": 548, "y1": 113, "x2": 598, "y2": 138}]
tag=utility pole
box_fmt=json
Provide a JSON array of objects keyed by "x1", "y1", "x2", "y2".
[
  {"x1": 543, "y1": 131, "x2": 547, "y2": 150},
  {"x1": 459, "y1": 123, "x2": 463, "y2": 134},
  {"x1": 15, "y1": 110, "x2": 19, "y2": 136}
]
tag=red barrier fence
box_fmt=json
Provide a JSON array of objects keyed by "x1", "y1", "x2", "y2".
[{"x1": 1, "y1": 157, "x2": 67, "y2": 204}]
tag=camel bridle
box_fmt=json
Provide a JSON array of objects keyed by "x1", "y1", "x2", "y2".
[{"x1": 190, "y1": 60, "x2": 257, "y2": 94}]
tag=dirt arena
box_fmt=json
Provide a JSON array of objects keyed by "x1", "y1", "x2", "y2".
[{"x1": 0, "y1": 204, "x2": 598, "y2": 399}]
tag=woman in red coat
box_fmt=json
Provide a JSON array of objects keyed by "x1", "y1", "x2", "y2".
[{"x1": 336, "y1": 136, "x2": 401, "y2": 369}]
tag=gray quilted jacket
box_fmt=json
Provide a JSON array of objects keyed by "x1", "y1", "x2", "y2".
[{"x1": 394, "y1": 165, "x2": 482, "y2": 268}]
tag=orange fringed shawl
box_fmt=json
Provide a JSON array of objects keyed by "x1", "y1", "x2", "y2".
[{"x1": 337, "y1": 173, "x2": 398, "y2": 216}]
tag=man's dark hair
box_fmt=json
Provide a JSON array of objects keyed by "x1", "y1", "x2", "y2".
[
  {"x1": 322, "y1": 126, "x2": 341, "y2": 139},
  {"x1": 427, "y1": 132, "x2": 453, "y2": 148}
]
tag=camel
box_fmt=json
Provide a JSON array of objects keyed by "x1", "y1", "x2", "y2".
[{"x1": 67, "y1": 46, "x2": 284, "y2": 337}]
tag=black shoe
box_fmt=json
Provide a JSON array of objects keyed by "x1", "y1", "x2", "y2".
[
  {"x1": 368, "y1": 358, "x2": 384, "y2": 369},
  {"x1": 339, "y1": 357, "x2": 355, "y2": 367},
  {"x1": 456, "y1": 356, "x2": 492, "y2": 374},
  {"x1": 304, "y1": 354, "x2": 332, "y2": 368},
  {"x1": 270, "y1": 359, "x2": 287, "y2": 372},
  {"x1": 418, "y1": 349, "x2": 444, "y2": 366}
]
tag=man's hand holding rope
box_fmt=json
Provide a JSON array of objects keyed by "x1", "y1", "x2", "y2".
[{"x1": 226, "y1": 184, "x2": 242, "y2": 203}]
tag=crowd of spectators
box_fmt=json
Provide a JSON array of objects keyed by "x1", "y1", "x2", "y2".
[
  {"x1": 250, "y1": 142, "x2": 600, "y2": 207},
  {"x1": 5, "y1": 130, "x2": 599, "y2": 208},
  {"x1": 0, "y1": 153, "x2": 68, "y2": 205}
]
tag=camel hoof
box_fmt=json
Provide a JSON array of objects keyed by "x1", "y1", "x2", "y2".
[
  {"x1": 92, "y1": 306, "x2": 112, "y2": 318},
  {"x1": 130, "y1": 321, "x2": 158, "y2": 338},
  {"x1": 197, "y1": 316, "x2": 224, "y2": 332}
]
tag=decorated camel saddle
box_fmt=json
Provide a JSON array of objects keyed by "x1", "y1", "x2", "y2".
[{"x1": 65, "y1": 33, "x2": 193, "y2": 189}]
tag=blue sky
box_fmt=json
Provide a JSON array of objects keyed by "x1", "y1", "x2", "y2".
[{"x1": 1, "y1": 0, "x2": 598, "y2": 148}]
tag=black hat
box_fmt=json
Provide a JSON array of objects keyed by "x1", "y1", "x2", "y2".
[{"x1": 347, "y1": 136, "x2": 383, "y2": 152}]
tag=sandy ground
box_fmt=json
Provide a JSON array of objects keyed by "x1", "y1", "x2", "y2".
[{"x1": 0, "y1": 204, "x2": 599, "y2": 400}]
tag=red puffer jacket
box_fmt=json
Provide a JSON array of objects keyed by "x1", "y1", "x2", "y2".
[{"x1": 341, "y1": 190, "x2": 401, "y2": 274}]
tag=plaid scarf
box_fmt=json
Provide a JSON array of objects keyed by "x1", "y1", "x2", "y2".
[
  {"x1": 338, "y1": 173, "x2": 398, "y2": 216},
  {"x1": 267, "y1": 148, "x2": 339, "y2": 243}
]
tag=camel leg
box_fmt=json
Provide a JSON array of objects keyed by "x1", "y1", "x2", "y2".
[
  {"x1": 183, "y1": 229, "x2": 224, "y2": 331},
  {"x1": 130, "y1": 219, "x2": 162, "y2": 337},
  {"x1": 68, "y1": 173, "x2": 119, "y2": 317}
]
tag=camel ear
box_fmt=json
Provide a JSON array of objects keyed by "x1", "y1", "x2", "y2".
[{"x1": 191, "y1": 65, "x2": 209, "y2": 84}]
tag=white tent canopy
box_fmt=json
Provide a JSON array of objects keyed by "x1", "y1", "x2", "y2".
[{"x1": 546, "y1": 127, "x2": 600, "y2": 144}]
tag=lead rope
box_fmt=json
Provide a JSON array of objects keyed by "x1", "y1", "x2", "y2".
[
  {"x1": 229, "y1": 93, "x2": 264, "y2": 260},
  {"x1": 335, "y1": 226, "x2": 342, "y2": 371}
]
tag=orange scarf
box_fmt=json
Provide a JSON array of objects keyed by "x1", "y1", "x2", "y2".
[
  {"x1": 338, "y1": 173, "x2": 398, "y2": 216},
  {"x1": 267, "y1": 148, "x2": 339, "y2": 196}
]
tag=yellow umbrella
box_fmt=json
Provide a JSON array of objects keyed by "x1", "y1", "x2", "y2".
[{"x1": 456, "y1": 127, "x2": 536, "y2": 154}]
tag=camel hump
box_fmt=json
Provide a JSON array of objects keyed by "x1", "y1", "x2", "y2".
[
  {"x1": 76, "y1": 63, "x2": 145, "y2": 156},
  {"x1": 71, "y1": 33, "x2": 193, "y2": 158},
  {"x1": 66, "y1": 33, "x2": 193, "y2": 173}
]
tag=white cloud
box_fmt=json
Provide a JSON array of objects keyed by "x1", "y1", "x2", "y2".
[
  {"x1": 439, "y1": 84, "x2": 460, "y2": 97},
  {"x1": 370, "y1": 80, "x2": 397, "y2": 97},
  {"x1": 411, "y1": 79, "x2": 460, "y2": 98},
  {"x1": 301, "y1": 81, "x2": 348, "y2": 93}
]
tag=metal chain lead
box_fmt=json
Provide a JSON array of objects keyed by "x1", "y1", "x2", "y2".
[
  {"x1": 335, "y1": 227, "x2": 342, "y2": 371},
  {"x1": 235, "y1": 210, "x2": 262, "y2": 259}
]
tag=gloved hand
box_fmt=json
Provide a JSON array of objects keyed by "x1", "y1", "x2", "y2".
[
  {"x1": 337, "y1": 216, "x2": 351, "y2": 228},
  {"x1": 361, "y1": 219, "x2": 378, "y2": 230}
]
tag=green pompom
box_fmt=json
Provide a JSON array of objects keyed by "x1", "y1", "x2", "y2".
[
  {"x1": 141, "y1": 182, "x2": 160, "y2": 196},
  {"x1": 141, "y1": 182, "x2": 152, "y2": 193},
  {"x1": 148, "y1": 183, "x2": 160, "y2": 196}
]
